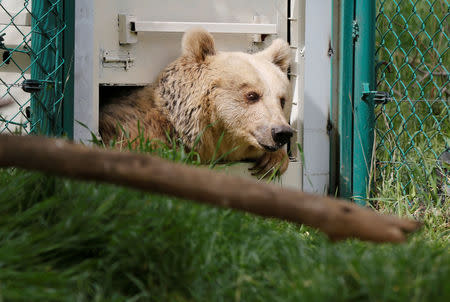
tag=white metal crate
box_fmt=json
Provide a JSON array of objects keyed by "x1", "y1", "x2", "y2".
[{"x1": 73, "y1": 0, "x2": 332, "y2": 192}]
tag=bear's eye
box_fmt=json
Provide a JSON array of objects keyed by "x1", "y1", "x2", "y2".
[
  {"x1": 280, "y1": 97, "x2": 286, "y2": 109},
  {"x1": 245, "y1": 92, "x2": 261, "y2": 103}
]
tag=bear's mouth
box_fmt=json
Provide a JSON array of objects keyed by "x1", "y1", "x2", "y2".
[
  {"x1": 251, "y1": 131, "x2": 281, "y2": 152},
  {"x1": 258, "y1": 143, "x2": 280, "y2": 152}
]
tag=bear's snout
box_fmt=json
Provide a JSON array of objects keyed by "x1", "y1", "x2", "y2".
[{"x1": 271, "y1": 125, "x2": 294, "y2": 147}]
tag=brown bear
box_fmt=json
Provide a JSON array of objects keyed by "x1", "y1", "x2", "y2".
[{"x1": 100, "y1": 28, "x2": 293, "y2": 176}]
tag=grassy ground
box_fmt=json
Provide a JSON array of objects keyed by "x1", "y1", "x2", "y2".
[{"x1": 0, "y1": 141, "x2": 448, "y2": 301}]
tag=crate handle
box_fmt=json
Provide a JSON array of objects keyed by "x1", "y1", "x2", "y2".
[{"x1": 118, "y1": 14, "x2": 277, "y2": 44}]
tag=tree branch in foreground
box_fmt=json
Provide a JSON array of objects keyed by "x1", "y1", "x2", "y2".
[{"x1": 0, "y1": 134, "x2": 421, "y2": 243}]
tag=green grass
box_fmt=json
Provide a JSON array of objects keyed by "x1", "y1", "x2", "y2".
[
  {"x1": 0, "y1": 169, "x2": 448, "y2": 302},
  {"x1": 0, "y1": 135, "x2": 449, "y2": 301}
]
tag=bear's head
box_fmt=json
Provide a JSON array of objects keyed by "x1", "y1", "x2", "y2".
[{"x1": 156, "y1": 28, "x2": 293, "y2": 161}]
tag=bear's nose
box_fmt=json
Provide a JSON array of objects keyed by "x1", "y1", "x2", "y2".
[{"x1": 271, "y1": 125, "x2": 294, "y2": 146}]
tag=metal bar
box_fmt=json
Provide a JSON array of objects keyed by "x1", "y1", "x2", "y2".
[
  {"x1": 329, "y1": 0, "x2": 340, "y2": 195},
  {"x1": 73, "y1": 0, "x2": 97, "y2": 143},
  {"x1": 0, "y1": 118, "x2": 28, "y2": 127},
  {"x1": 302, "y1": 0, "x2": 332, "y2": 193},
  {"x1": 133, "y1": 21, "x2": 277, "y2": 34},
  {"x1": 353, "y1": 0, "x2": 376, "y2": 204},
  {"x1": 337, "y1": 0, "x2": 355, "y2": 199}
]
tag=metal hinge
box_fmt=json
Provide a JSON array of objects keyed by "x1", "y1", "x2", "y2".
[
  {"x1": 352, "y1": 20, "x2": 359, "y2": 42},
  {"x1": 21, "y1": 79, "x2": 58, "y2": 93},
  {"x1": 0, "y1": 79, "x2": 57, "y2": 93},
  {"x1": 361, "y1": 83, "x2": 391, "y2": 104}
]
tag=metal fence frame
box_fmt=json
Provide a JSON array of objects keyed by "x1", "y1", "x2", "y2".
[
  {"x1": 374, "y1": 0, "x2": 449, "y2": 200},
  {"x1": 334, "y1": 0, "x2": 448, "y2": 203}
]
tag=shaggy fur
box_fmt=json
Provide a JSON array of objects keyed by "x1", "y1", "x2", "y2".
[{"x1": 100, "y1": 28, "x2": 292, "y2": 174}]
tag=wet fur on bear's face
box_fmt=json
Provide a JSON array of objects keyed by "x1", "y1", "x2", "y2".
[{"x1": 160, "y1": 28, "x2": 293, "y2": 161}]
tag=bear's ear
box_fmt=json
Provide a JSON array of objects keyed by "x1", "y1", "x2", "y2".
[
  {"x1": 182, "y1": 28, "x2": 216, "y2": 62},
  {"x1": 256, "y1": 39, "x2": 291, "y2": 73}
]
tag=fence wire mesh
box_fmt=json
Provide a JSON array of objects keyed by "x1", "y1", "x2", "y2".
[
  {"x1": 375, "y1": 0, "x2": 449, "y2": 199},
  {"x1": 0, "y1": 0, "x2": 66, "y2": 136}
]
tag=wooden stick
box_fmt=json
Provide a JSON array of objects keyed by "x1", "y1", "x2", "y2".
[{"x1": 0, "y1": 134, "x2": 421, "y2": 243}]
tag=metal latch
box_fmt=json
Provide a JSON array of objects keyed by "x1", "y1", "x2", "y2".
[
  {"x1": 102, "y1": 50, "x2": 135, "y2": 70},
  {"x1": 361, "y1": 83, "x2": 391, "y2": 104}
]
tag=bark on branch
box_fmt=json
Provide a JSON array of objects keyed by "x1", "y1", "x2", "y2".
[{"x1": 0, "y1": 134, "x2": 421, "y2": 243}]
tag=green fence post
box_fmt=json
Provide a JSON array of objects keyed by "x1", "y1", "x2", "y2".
[
  {"x1": 338, "y1": 0, "x2": 355, "y2": 199},
  {"x1": 353, "y1": 0, "x2": 376, "y2": 204},
  {"x1": 31, "y1": 0, "x2": 64, "y2": 136}
]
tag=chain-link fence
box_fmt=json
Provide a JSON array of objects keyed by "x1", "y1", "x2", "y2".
[
  {"x1": 0, "y1": 0, "x2": 69, "y2": 136},
  {"x1": 375, "y1": 0, "x2": 449, "y2": 199}
]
